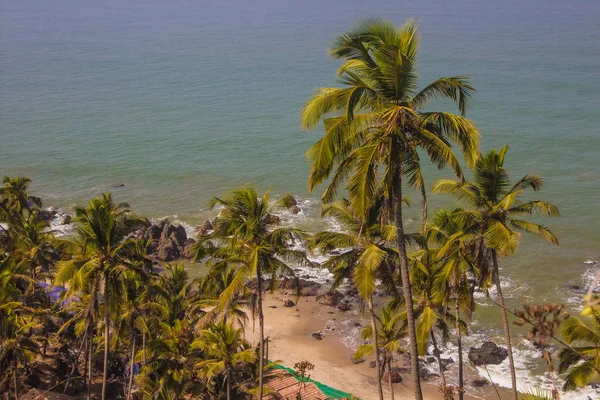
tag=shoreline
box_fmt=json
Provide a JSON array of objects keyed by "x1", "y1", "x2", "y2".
[{"x1": 246, "y1": 293, "x2": 481, "y2": 400}]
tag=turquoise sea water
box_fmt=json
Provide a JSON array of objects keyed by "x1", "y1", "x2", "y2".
[{"x1": 2, "y1": 0, "x2": 600, "y2": 395}]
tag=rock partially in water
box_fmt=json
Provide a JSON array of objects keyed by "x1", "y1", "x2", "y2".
[
  {"x1": 265, "y1": 214, "x2": 281, "y2": 225},
  {"x1": 468, "y1": 341, "x2": 508, "y2": 366},
  {"x1": 198, "y1": 220, "x2": 213, "y2": 235},
  {"x1": 289, "y1": 205, "x2": 301, "y2": 214},
  {"x1": 471, "y1": 379, "x2": 489, "y2": 387},
  {"x1": 61, "y1": 214, "x2": 72, "y2": 225},
  {"x1": 157, "y1": 237, "x2": 179, "y2": 261}
]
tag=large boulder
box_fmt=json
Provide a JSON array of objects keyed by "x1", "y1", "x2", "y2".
[
  {"x1": 157, "y1": 238, "x2": 180, "y2": 261},
  {"x1": 468, "y1": 341, "x2": 509, "y2": 366},
  {"x1": 161, "y1": 222, "x2": 187, "y2": 246},
  {"x1": 144, "y1": 224, "x2": 163, "y2": 241},
  {"x1": 382, "y1": 369, "x2": 403, "y2": 383}
]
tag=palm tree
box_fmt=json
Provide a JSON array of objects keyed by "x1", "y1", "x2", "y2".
[
  {"x1": 433, "y1": 146, "x2": 560, "y2": 399},
  {"x1": 136, "y1": 319, "x2": 201, "y2": 400},
  {"x1": 355, "y1": 305, "x2": 407, "y2": 400},
  {"x1": 301, "y1": 19, "x2": 480, "y2": 399},
  {"x1": 429, "y1": 210, "x2": 476, "y2": 400},
  {"x1": 195, "y1": 322, "x2": 256, "y2": 400},
  {"x1": 55, "y1": 192, "x2": 144, "y2": 400},
  {"x1": 559, "y1": 307, "x2": 600, "y2": 390},
  {"x1": 0, "y1": 256, "x2": 39, "y2": 399},
  {"x1": 193, "y1": 187, "x2": 308, "y2": 399},
  {"x1": 0, "y1": 175, "x2": 42, "y2": 217},
  {"x1": 311, "y1": 197, "x2": 401, "y2": 400}
]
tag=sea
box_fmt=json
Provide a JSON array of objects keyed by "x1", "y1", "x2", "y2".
[{"x1": 1, "y1": 0, "x2": 599, "y2": 398}]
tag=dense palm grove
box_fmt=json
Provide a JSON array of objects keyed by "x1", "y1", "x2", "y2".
[{"x1": 2, "y1": 18, "x2": 599, "y2": 400}]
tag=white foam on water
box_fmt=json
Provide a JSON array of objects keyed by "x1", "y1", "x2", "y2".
[{"x1": 47, "y1": 208, "x2": 76, "y2": 237}]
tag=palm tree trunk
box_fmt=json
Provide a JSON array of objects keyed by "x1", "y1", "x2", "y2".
[
  {"x1": 226, "y1": 372, "x2": 232, "y2": 400},
  {"x1": 430, "y1": 331, "x2": 447, "y2": 387},
  {"x1": 368, "y1": 296, "x2": 384, "y2": 400},
  {"x1": 102, "y1": 273, "x2": 110, "y2": 400},
  {"x1": 455, "y1": 296, "x2": 463, "y2": 400},
  {"x1": 256, "y1": 266, "x2": 265, "y2": 399},
  {"x1": 391, "y1": 157, "x2": 423, "y2": 400},
  {"x1": 88, "y1": 333, "x2": 93, "y2": 400},
  {"x1": 388, "y1": 356, "x2": 395, "y2": 400},
  {"x1": 13, "y1": 358, "x2": 18, "y2": 400},
  {"x1": 127, "y1": 333, "x2": 136, "y2": 400},
  {"x1": 492, "y1": 251, "x2": 518, "y2": 400}
]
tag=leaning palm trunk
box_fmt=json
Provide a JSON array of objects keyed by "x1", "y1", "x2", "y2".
[
  {"x1": 368, "y1": 296, "x2": 384, "y2": 400},
  {"x1": 492, "y1": 251, "x2": 518, "y2": 400},
  {"x1": 392, "y1": 160, "x2": 423, "y2": 400},
  {"x1": 430, "y1": 332, "x2": 447, "y2": 387},
  {"x1": 455, "y1": 295, "x2": 464, "y2": 400},
  {"x1": 102, "y1": 273, "x2": 110, "y2": 400},
  {"x1": 127, "y1": 333, "x2": 136, "y2": 400},
  {"x1": 256, "y1": 266, "x2": 265, "y2": 399}
]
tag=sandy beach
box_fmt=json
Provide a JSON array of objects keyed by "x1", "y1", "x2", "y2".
[{"x1": 246, "y1": 293, "x2": 480, "y2": 400}]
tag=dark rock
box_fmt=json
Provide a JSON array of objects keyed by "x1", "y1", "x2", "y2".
[
  {"x1": 111, "y1": 183, "x2": 126, "y2": 188},
  {"x1": 157, "y1": 238, "x2": 180, "y2": 261},
  {"x1": 426, "y1": 356, "x2": 436, "y2": 364},
  {"x1": 351, "y1": 357, "x2": 365, "y2": 365},
  {"x1": 39, "y1": 209, "x2": 57, "y2": 222},
  {"x1": 268, "y1": 305, "x2": 278, "y2": 309},
  {"x1": 144, "y1": 225, "x2": 163, "y2": 241},
  {"x1": 441, "y1": 357, "x2": 454, "y2": 367},
  {"x1": 311, "y1": 332, "x2": 323, "y2": 340},
  {"x1": 337, "y1": 302, "x2": 352, "y2": 311},
  {"x1": 161, "y1": 223, "x2": 187, "y2": 246},
  {"x1": 265, "y1": 214, "x2": 281, "y2": 225},
  {"x1": 369, "y1": 361, "x2": 376, "y2": 368},
  {"x1": 383, "y1": 370, "x2": 403, "y2": 383},
  {"x1": 283, "y1": 300, "x2": 295, "y2": 307},
  {"x1": 566, "y1": 283, "x2": 584, "y2": 293},
  {"x1": 290, "y1": 205, "x2": 301, "y2": 214},
  {"x1": 471, "y1": 379, "x2": 489, "y2": 387},
  {"x1": 354, "y1": 322, "x2": 362, "y2": 327},
  {"x1": 468, "y1": 341, "x2": 509, "y2": 366},
  {"x1": 61, "y1": 214, "x2": 72, "y2": 225},
  {"x1": 198, "y1": 220, "x2": 213, "y2": 235}
]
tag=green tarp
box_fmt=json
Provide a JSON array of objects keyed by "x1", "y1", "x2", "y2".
[{"x1": 270, "y1": 363, "x2": 359, "y2": 399}]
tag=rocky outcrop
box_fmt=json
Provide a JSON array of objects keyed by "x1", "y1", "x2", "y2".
[
  {"x1": 468, "y1": 341, "x2": 508, "y2": 366},
  {"x1": 138, "y1": 219, "x2": 192, "y2": 261}
]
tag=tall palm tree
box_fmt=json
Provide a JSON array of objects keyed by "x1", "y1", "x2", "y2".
[
  {"x1": 311, "y1": 197, "x2": 401, "y2": 400},
  {"x1": 55, "y1": 192, "x2": 144, "y2": 400},
  {"x1": 195, "y1": 322, "x2": 256, "y2": 400},
  {"x1": 193, "y1": 187, "x2": 308, "y2": 399},
  {"x1": 433, "y1": 146, "x2": 560, "y2": 399},
  {"x1": 301, "y1": 19, "x2": 480, "y2": 399}
]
